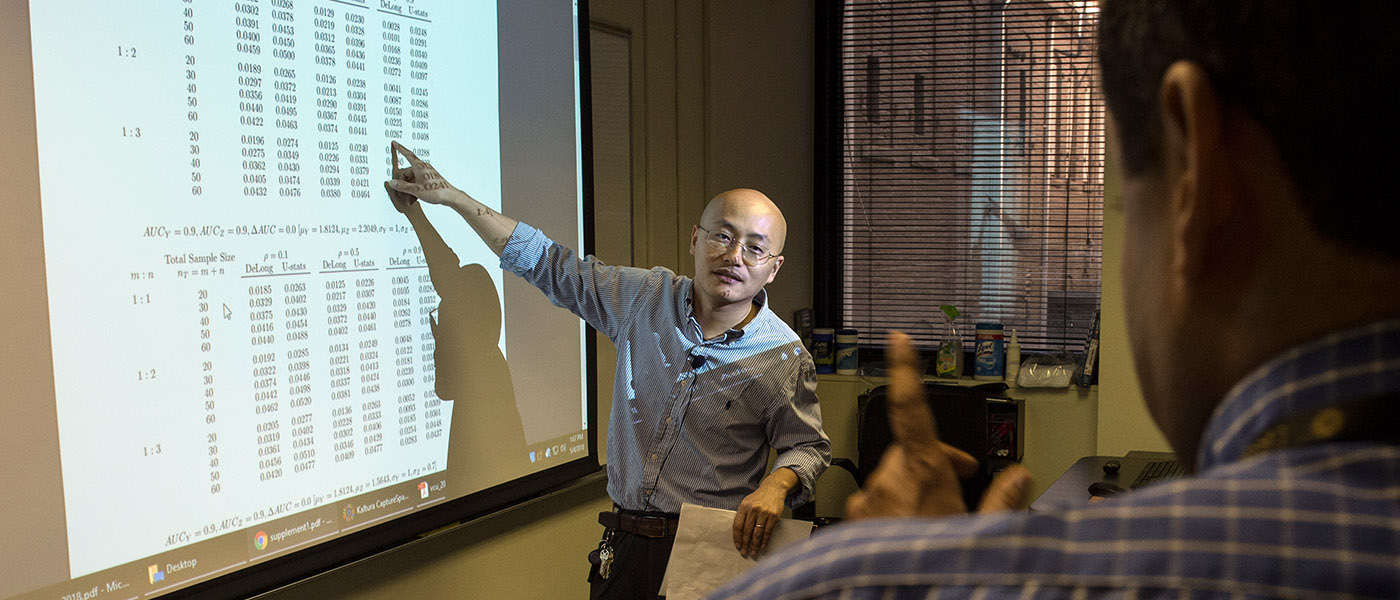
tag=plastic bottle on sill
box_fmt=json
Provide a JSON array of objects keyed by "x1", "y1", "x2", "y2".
[
  {"x1": 1005, "y1": 328, "x2": 1021, "y2": 388},
  {"x1": 934, "y1": 304, "x2": 962, "y2": 379}
]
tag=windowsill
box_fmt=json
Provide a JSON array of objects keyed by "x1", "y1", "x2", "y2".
[{"x1": 816, "y1": 371, "x2": 1096, "y2": 392}]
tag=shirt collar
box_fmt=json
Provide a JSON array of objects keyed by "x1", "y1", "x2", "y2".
[
  {"x1": 680, "y1": 282, "x2": 769, "y2": 344},
  {"x1": 1199, "y1": 317, "x2": 1400, "y2": 470}
]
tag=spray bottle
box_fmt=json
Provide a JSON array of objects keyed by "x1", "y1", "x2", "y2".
[
  {"x1": 1004, "y1": 328, "x2": 1021, "y2": 388},
  {"x1": 934, "y1": 304, "x2": 963, "y2": 378}
]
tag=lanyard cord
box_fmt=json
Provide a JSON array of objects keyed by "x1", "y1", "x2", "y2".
[{"x1": 1244, "y1": 392, "x2": 1400, "y2": 458}]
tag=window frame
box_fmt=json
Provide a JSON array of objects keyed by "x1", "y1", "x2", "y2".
[{"x1": 813, "y1": 0, "x2": 1105, "y2": 361}]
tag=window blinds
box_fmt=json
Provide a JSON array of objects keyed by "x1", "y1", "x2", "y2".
[{"x1": 831, "y1": 0, "x2": 1105, "y2": 352}]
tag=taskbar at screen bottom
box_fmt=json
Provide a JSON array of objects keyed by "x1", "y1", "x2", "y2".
[{"x1": 15, "y1": 474, "x2": 452, "y2": 600}]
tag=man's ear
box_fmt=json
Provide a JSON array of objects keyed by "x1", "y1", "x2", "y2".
[
  {"x1": 765, "y1": 255, "x2": 784, "y2": 284},
  {"x1": 1159, "y1": 61, "x2": 1239, "y2": 282},
  {"x1": 689, "y1": 225, "x2": 700, "y2": 256}
]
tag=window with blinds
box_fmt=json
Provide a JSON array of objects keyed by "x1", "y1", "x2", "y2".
[{"x1": 818, "y1": 0, "x2": 1104, "y2": 353}]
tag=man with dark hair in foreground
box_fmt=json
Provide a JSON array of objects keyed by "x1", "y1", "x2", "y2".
[{"x1": 712, "y1": 1, "x2": 1400, "y2": 597}]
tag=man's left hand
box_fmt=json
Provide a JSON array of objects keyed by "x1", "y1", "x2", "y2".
[{"x1": 732, "y1": 468, "x2": 797, "y2": 558}]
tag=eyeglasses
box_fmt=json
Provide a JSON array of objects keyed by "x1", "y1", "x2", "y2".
[{"x1": 697, "y1": 224, "x2": 778, "y2": 266}]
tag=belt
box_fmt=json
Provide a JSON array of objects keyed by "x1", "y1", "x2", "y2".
[{"x1": 598, "y1": 510, "x2": 679, "y2": 538}]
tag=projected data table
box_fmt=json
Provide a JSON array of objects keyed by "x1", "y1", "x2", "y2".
[
  {"x1": 31, "y1": 0, "x2": 503, "y2": 582},
  {"x1": 209, "y1": 0, "x2": 433, "y2": 204}
]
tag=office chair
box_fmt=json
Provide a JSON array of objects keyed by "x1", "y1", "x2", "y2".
[{"x1": 795, "y1": 382, "x2": 1018, "y2": 523}]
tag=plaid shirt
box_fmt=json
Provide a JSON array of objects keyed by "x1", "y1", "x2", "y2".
[
  {"x1": 712, "y1": 318, "x2": 1400, "y2": 599},
  {"x1": 501, "y1": 224, "x2": 829, "y2": 514}
]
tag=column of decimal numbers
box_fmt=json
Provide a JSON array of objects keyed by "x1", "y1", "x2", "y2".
[
  {"x1": 198, "y1": 288, "x2": 222, "y2": 494},
  {"x1": 419, "y1": 270, "x2": 442, "y2": 442},
  {"x1": 344, "y1": 8, "x2": 372, "y2": 199},
  {"x1": 326, "y1": 277, "x2": 356, "y2": 464},
  {"x1": 390, "y1": 272, "x2": 417, "y2": 448},
  {"x1": 183, "y1": 0, "x2": 203, "y2": 198},
  {"x1": 355, "y1": 275, "x2": 384, "y2": 456},
  {"x1": 284, "y1": 280, "x2": 316, "y2": 476},
  {"x1": 407, "y1": 20, "x2": 429, "y2": 145},
  {"x1": 269, "y1": 4, "x2": 302, "y2": 199},
  {"x1": 312, "y1": 5, "x2": 343, "y2": 200},
  {"x1": 249, "y1": 283, "x2": 283, "y2": 483},
  {"x1": 234, "y1": 0, "x2": 268, "y2": 198},
  {"x1": 382, "y1": 15, "x2": 405, "y2": 174}
]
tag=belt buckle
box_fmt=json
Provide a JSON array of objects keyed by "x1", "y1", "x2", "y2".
[{"x1": 636, "y1": 514, "x2": 668, "y2": 537}]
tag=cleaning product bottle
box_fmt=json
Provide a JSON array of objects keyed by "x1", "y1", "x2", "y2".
[
  {"x1": 812, "y1": 328, "x2": 835, "y2": 374},
  {"x1": 835, "y1": 329, "x2": 859, "y2": 375},
  {"x1": 1005, "y1": 328, "x2": 1021, "y2": 388},
  {"x1": 1075, "y1": 310, "x2": 1101, "y2": 388},
  {"x1": 973, "y1": 322, "x2": 1006, "y2": 380},
  {"x1": 934, "y1": 304, "x2": 962, "y2": 378}
]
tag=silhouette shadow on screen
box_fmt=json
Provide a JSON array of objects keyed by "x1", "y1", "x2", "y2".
[{"x1": 393, "y1": 197, "x2": 528, "y2": 496}]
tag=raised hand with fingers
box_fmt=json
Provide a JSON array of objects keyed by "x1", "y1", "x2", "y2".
[
  {"x1": 383, "y1": 140, "x2": 471, "y2": 209},
  {"x1": 844, "y1": 331, "x2": 1032, "y2": 520},
  {"x1": 382, "y1": 140, "x2": 518, "y2": 256}
]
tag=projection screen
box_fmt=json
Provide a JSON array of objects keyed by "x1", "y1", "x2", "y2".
[{"x1": 1, "y1": 0, "x2": 596, "y2": 598}]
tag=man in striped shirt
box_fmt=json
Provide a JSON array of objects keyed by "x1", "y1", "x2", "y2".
[
  {"x1": 711, "y1": 1, "x2": 1400, "y2": 598},
  {"x1": 386, "y1": 146, "x2": 830, "y2": 599}
]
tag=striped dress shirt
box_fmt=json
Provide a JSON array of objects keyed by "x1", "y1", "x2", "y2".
[
  {"x1": 501, "y1": 223, "x2": 830, "y2": 513},
  {"x1": 711, "y1": 318, "x2": 1400, "y2": 599}
]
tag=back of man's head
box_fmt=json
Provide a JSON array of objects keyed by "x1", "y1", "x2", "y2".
[{"x1": 1098, "y1": 0, "x2": 1400, "y2": 257}]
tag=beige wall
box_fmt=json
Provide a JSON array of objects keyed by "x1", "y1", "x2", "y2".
[
  {"x1": 705, "y1": 4, "x2": 816, "y2": 322},
  {"x1": 1097, "y1": 126, "x2": 1171, "y2": 455},
  {"x1": 264, "y1": 1, "x2": 1162, "y2": 597}
]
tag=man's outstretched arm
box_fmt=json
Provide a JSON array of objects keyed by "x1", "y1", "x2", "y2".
[{"x1": 384, "y1": 140, "x2": 518, "y2": 256}]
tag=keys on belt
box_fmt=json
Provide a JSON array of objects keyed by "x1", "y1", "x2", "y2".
[
  {"x1": 591, "y1": 528, "x2": 616, "y2": 579},
  {"x1": 592, "y1": 510, "x2": 679, "y2": 579},
  {"x1": 598, "y1": 510, "x2": 680, "y2": 538}
]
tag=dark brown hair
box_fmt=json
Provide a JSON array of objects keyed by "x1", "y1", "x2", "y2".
[{"x1": 1098, "y1": 0, "x2": 1400, "y2": 256}]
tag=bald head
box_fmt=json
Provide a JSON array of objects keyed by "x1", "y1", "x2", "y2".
[{"x1": 700, "y1": 188, "x2": 787, "y2": 255}]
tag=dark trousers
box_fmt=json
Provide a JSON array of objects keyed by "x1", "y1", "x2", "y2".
[{"x1": 587, "y1": 529, "x2": 676, "y2": 600}]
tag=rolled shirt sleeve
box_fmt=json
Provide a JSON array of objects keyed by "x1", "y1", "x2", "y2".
[
  {"x1": 768, "y1": 359, "x2": 830, "y2": 508},
  {"x1": 500, "y1": 222, "x2": 654, "y2": 342}
]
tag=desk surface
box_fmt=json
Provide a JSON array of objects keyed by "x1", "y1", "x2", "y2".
[{"x1": 1030, "y1": 452, "x2": 1177, "y2": 511}]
